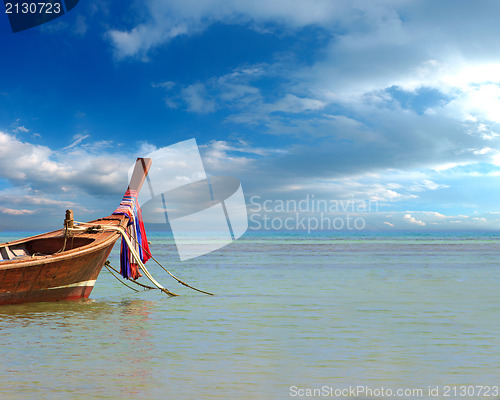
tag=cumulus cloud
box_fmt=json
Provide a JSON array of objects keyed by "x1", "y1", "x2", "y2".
[
  {"x1": 0, "y1": 130, "x2": 497, "y2": 231},
  {"x1": 403, "y1": 213, "x2": 426, "y2": 226},
  {"x1": 108, "y1": 0, "x2": 500, "y2": 132},
  {"x1": 0, "y1": 133, "x2": 275, "y2": 230},
  {"x1": 379, "y1": 211, "x2": 500, "y2": 230},
  {"x1": 0, "y1": 130, "x2": 131, "y2": 195},
  {"x1": 0, "y1": 206, "x2": 35, "y2": 216},
  {"x1": 141, "y1": 1, "x2": 500, "y2": 181},
  {"x1": 195, "y1": 138, "x2": 461, "y2": 217},
  {"x1": 0, "y1": 130, "x2": 145, "y2": 230},
  {"x1": 10, "y1": 0, "x2": 500, "y2": 229}
]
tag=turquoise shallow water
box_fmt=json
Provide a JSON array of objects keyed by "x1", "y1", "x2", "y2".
[{"x1": 1, "y1": 231, "x2": 500, "y2": 399}]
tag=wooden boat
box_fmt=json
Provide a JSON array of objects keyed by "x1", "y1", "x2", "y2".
[{"x1": 0, "y1": 158, "x2": 152, "y2": 306}]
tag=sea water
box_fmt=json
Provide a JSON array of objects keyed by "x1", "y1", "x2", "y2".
[{"x1": 0, "y1": 231, "x2": 500, "y2": 400}]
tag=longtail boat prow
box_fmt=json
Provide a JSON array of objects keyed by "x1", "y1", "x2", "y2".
[{"x1": 0, "y1": 158, "x2": 155, "y2": 306}]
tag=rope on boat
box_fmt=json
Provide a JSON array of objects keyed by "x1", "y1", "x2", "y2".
[
  {"x1": 70, "y1": 222, "x2": 178, "y2": 297},
  {"x1": 105, "y1": 225, "x2": 179, "y2": 297},
  {"x1": 83, "y1": 223, "x2": 214, "y2": 295},
  {"x1": 118, "y1": 226, "x2": 178, "y2": 296},
  {"x1": 134, "y1": 240, "x2": 214, "y2": 296},
  {"x1": 72, "y1": 221, "x2": 214, "y2": 295},
  {"x1": 104, "y1": 261, "x2": 140, "y2": 293},
  {"x1": 104, "y1": 261, "x2": 162, "y2": 292},
  {"x1": 104, "y1": 260, "x2": 172, "y2": 293},
  {"x1": 73, "y1": 222, "x2": 214, "y2": 296}
]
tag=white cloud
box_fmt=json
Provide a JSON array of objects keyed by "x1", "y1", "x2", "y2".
[
  {"x1": 13, "y1": 125, "x2": 29, "y2": 133},
  {"x1": 409, "y1": 179, "x2": 449, "y2": 192},
  {"x1": 109, "y1": 0, "x2": 500, "y2": 122},
  {"x1": 108, "y1": 29, "x2": 145, "y2": 58},
  {"x1": 11, "y1": 1, "x2": 500, "y2": 228},
  {"x1": 181, "y1": 83, "x2": 217, "y2": 114},
  {"x1": 139, "y1": 1, "x2": 500, "y2": 181},
  {"x1": 0, "y1": 130, "x2": 162, "y2": 230},
  {"x1": 0, "y1": 206, "x2": 35, "y2": 216},
  {"x1": 0, "y1": 130, "x2": 58, "y2": 181},
  {"x1": 107, "y1": 0, "x2": 343, "y2": 58},
  {"x1": 378, "y1": 211, "x2": 500, "y2": 230},
  {"x1": 437, "y1": 82, "x2": 500, "y2": 126},
  {"x1": 269, "y1": 94, "x2": 325, "y2": 113},
  {"x1": 0, "y1": 130, "x2": 134, "y2": 196},
  {"x1": 156, "y1": 65, "x2": 267, "y2": 115},
  {"x1": 403, "y1": 213, "x2": 426, "y2": 226},
  {"x1": 2, "y1": 128, "x2": 499, "y2": 231},
  {"x1": 201, "y1": 139, "x2": 286, "y2": 158},
  {"x1": 108, "y1": 16, "x2": 189, "y2": 59},
  {"x1": 63, "y1": 134, "x2": 90, "y2": 150},
  {"x1": 2, "y1": 194, "x2": 77, "y2": 208}
]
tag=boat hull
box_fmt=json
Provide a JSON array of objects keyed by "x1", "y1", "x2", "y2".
[{"x1": 0, "y1": 216, "x2": 124, "y2": 306}]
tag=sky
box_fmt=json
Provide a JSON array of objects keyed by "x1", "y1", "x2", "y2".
[{"x1": 2, "y1": 0, "x2": 500, "y2": 232}]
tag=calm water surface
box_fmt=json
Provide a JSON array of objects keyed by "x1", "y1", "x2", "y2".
[{"x1": 1, "y1": 231, "x2": 500, "y2": 399}]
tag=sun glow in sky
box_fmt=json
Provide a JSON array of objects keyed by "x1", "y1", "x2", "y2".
[{"x1": 2, "y1": 0, "x2": 500, "y2": 231}]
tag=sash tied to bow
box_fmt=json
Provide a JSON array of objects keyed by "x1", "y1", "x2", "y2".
[{"x1": 113, "y1": 189, "x2": 151, "y2": 279}]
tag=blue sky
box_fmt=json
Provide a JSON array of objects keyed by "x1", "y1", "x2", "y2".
[{"x1": 2, "y1": 0, "x2": 500, "y2": 231}]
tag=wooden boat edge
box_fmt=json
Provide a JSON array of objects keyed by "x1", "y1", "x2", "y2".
[{"x1": 0, "y1": 216, "x2": 125, "y2": 269}]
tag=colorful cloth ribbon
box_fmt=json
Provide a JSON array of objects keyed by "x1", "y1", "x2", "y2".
[{"x1": 113, "y1": 189, "x2": 151, "y2": 280}]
